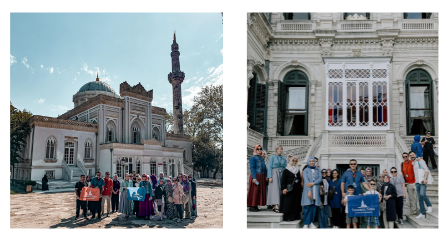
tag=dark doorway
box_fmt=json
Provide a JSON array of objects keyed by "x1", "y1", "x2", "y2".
[{"x1": 336, "y1": 164, "x2": 380, "y2": 179}]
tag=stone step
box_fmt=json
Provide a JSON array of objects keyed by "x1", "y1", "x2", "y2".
[
  {"x1": 247, "y1": 209, "x2": 283, "y2": 223},
  {"x1": 406, "y1": 214, "x2": 438, "y2": 229},
  {"x1": 426, "y1": 194, "x2": 438, "y2": 202},
  {"x1": 396, "y1": 219, "x2": 419, "y2": 229},
  {"x1": 426, "y1": 208, "x2": 438, "y2": 224},
  {"x1": 426, "y1": 190, "x2": 438, "y2": 194},
  {"x1": 279, "y1": 220, "x2": 301, "y2": 228}
]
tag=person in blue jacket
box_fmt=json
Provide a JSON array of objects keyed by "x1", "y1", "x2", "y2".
[
  {"x1": 328, "y1": 169, "x2": 342, "y2": 228},
  {"x1": 411, "y1": 135, "x2": 423, "y2": 158},
  {"x1": 301, "y1": 156, "x2": 322, "y2": 228},
  {"x1": 247, "y1": 145, "x2": 268, "y2": 212}
]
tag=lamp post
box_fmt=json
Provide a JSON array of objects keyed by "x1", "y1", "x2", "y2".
[
  {"x1": 121, "y1": 157, "x2": 125, "y2": 178},
  {"x1": 110, "y1": 148, "x2": 113, "y2": 176}
]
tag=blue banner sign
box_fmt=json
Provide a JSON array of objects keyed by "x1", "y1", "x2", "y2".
[
  {"x1": 347, "y1": 194, "x2": 379, "y2": 217},
  {"x1": 127, "y1": 187, "x2": 146, "y2": 201}
]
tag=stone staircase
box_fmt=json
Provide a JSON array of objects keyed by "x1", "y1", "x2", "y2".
[
  {"x1": 70, "y1": 166, "x2": 84, "y2": 178},
  {"x1": 247, "y1": 207, "x2": 302, "y2": 229},
  {"x1": 398, "y1": 170, "x2": 438, "y2": 229}
]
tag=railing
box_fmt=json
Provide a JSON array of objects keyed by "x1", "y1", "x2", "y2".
[
  {"x1": 77, "y1": 160, "x2": 88, "y2": 176},
  {"x1": 402, "y1": 22, "x2": 434, "y2": 30},
  {"x1": 274, "y1": 137, "x2": 310, "y2": 148},
  {"x1": 337, "y1": 21, "x2": 376, "y2": 32},
  {"x1": 395, "y1": 135, "x2": 409, "y2": 164},
  {"x1": 62, "y1": 160, "x2": 73, "y2": 181},
  {"x1": 404, "y1": 136, "x2": 438, "y2": 151},
  {"x1": 303, "y1": 133, "x2": 323, "y2": 163},
  {"x1": 284, "y1": 146, "x2": 311, "y2": 162},
  {"x1": 247, "y1": 128, "x2": 264, "y2": 149},
  {"x1": 280, "y1": 23, "x2": 313, "y2": 31},
  {"x1": 329, "y1": 133, "x2": 386, "y2": 147}
]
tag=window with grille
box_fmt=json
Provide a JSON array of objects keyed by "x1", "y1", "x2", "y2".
[
  {"x1": 84, "y1": 141, "x2": 91, "y2": 159},
  {"x1": 283, "y1": 13, "x2": 311, "y2": 20},
  {"x1": 46, "y1": 137, "x2": 56, "y2": 159},
  {"x1": 132, "y1": 123, "x2": 140, "y2": 144},
  {"x1": 64, "y1": 142, "x2": 75, "y2": 165},
  {"x1": 150, "y1": 158, "x2": 156, "y2": 176},
  {"x1": 106, "y1": 122, "x2": 115, "y2": 142},
  {"x1": 406, "y1": 69, "x2": 434, "y2": 135},
  {"x1": 116, "y1": 159, "x2": 122, "y2": 178},
  {"x1": 247, "y1": 73, "x2": 268, "y2": 133},
  {"x1": 403, "y1": 13, "x2": 432, "y2": 19}
]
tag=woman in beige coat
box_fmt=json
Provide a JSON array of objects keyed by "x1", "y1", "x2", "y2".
[{"x1": 173, "y1": 177, "x2": 184, "y2": 222}]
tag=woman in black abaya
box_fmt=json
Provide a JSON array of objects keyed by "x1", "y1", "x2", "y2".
[{"x1": 279, "y1": 156, "x2": 302, "y2": 221}]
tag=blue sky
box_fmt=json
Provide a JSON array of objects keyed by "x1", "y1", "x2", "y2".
[{"x1": 10, "y1": 13, "x2": 223, "y2": 116}]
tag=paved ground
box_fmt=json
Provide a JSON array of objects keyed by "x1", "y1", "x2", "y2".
[{"x1": 10, "y1": 179, "x2": 223, "y2": 229}]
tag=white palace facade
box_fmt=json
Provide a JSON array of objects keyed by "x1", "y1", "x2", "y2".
[
  {"x1": 247, "y1": 12, "x2": 438, "y2": 176},
  {"x1": 13, "y1": 35, "x2": 193, "y2": 181}
]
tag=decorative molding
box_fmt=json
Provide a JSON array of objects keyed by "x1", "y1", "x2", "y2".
[
  {"x1": 132, "y1": 106, "x2": 146, "y2": 112},
  {"x1": 319, "y1": 38, "x2": 333, "y2": 56},
  {"x1": 273, "y1": 60, "x2": 316, "y2": 81},
  {"x1": 394, "y1": 38, "x2": 438, "y2": 50},
  {"x1": 58, "y1": 94, "x2": 123, "y2": 120},
  {"x1": 120, "y1": 81, "x2": 153, "y2": 102},
  {"x1": 31, "y1": 115, "x2": 98, "y2": 133},
  {"x1": 141, "y1": 138, "x2": 163, "y2": 146},
  {"x1": 398, "y1": 59, "x2": 438, "y2": 80},
  {"x1": 271, "y1": 39, "x2": 320, "y2": 51},
  {"x1": 105, "y1": 111, "x2": 119, "y2": 118},
  {"x1": 397, "y1": 79, "x2": 405, "y2": 104},
  {"x1": 381, "y1": 38, "x2": 395, "y2": 56},
  {"x1": 152, "y1": 106, "x2": 166, "y2": 116},
  {"x1": 351, "y1": 49, "x2": 361, "y2": 57},
  {"x1": 248, "y1": 13, "x2": 271, "y2": 48},
  {"x1": 64, "y1": 136, "x2": 78, "y2": 139},
  {"x1": 44, "y1": 158, "x2": 58, "y2": 163},
  {"x1": 100, "y1": 143, "x2": 144, "y2": 150}
]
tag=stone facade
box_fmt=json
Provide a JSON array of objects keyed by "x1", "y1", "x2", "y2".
[{"x1": 247, "y1": 12, "x2": 438, "y2": 175}]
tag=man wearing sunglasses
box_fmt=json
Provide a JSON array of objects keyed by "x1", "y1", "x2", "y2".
[
  {"x1": 341, "y1": 159, "x2": 369, "y2": 198},
  {"x1": 400, "y1": 152, "x2": 418, "y2": 215},
  {"x1": 390, "y1": 167, "x2": 405, "y2": 224}
]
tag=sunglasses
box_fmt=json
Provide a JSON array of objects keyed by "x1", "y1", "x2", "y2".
[
  {"x1": 402, "y1": 156, "x2": 408, "y2": 158},
  {"x1": 391, "y1": 171, "x2": 397, "y2": 173},
  {"x1": 370, "y1": 183, "x2": 376, "y2": 186},
  {"x1": 322, "y1": 172, "x2": 326, "y2": 174},
  {"x1": 256, "y1": 148, "x2": 263, "y2": 151},
  {"x1": 350, "y1": 163, "x2": 357, "y2": 165}
]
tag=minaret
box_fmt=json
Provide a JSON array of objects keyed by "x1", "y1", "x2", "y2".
[{"x1": 168, "y1": 32, "x2": 185, "y2": 135}]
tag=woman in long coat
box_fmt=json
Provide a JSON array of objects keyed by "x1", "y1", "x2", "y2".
[
  {"x1": 301, "y1": 156, "x2": 322, "y2": 229},
  {"x1": 266, "y1": 145, "x2": 287, "y2": 213},
  {"x1": 119, "y1": 173, "x2": 134, "y2": 218},
  {"x1": 380, "y1": 175, "x2": 397, "y2": 228},
  {"x1": 247, "y1": 144, "x2": 268, "y2": 212},
  {"x1": 138, "y1": 173, "x2": 153, "y2": 220},
  {"x1": 279, "y1": 156, "x2": 301, "y2": 221},
  {"x1": 164, "y1": 178, "x2": 178, "y2": 220},
  {"x1": 181, "y1": 174, "x2": 193, "y2": 219},
  {"x1": 328, "y1": 169, "x2": 342, "y2": 228}
]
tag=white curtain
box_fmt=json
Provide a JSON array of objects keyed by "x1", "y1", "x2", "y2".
[
  {"x1": 284, "y1": 115, "x2": 294, "y2": 135},
  {"x1": 422, "y1": 88, "x2": 432, "y2": 132}
]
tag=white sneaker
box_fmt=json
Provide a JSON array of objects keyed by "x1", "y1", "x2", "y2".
[
  {"x1": 333, "y1": 226, "x2": 338, "y2": 229},
  {"x1": 310, "y1": 223, "x2": 317, "y2": 229},
  {"x1": 303, "y1": 225, "x2": 309, "y2": 229},
  {"x1": 427, "y1": 207, "x2": 433, "y2": 213},
  {"x1": 416, "y1": 213, "x2": 424, "y2": 219}
]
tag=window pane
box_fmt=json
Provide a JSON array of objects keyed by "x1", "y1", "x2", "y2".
[
  {"x1": 287, "y1": 87, "x2": 306, "y2": 110},
  {"x1": 405, "y1": 13, "x2": 431, "y2": 19},
  {"x1": 359, "y1": 82, "x2": 369, "y2": 126},
  {"x1": 410, "y1": 110, "x2": 431, "y2": 117},
  {"x1": 347, "y1": 82, "x2": 356, "y2": 126},
  {"x1": 292, "y1": 13, "x2": 309, "y2": 20},
  {"x1": 410, "y1": 86, "x2": 431, "y2": 109}
]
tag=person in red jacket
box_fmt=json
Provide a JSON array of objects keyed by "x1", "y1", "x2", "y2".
[{"x1": 102, "y1": 171, "x2": 113, "y2": 217}]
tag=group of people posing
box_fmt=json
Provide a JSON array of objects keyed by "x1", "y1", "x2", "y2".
[
  {"x1": 74, "y1": 171, "x2": 197, "y2": 223},
  {"x1": 247, "y1": 136, "x2": 435, "y2": 229}
]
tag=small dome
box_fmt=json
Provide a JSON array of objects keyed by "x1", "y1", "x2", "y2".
[{"x1": 77, "y1": 81, "x2": 115, "y2": 94}]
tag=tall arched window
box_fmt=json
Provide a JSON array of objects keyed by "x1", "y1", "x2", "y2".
[
  {"x1": 84, "y1": 140, "x2": 91, "y2": 159},
  {"x1": 177, "y1": 160, "x2": 182, "y2": 176},
  {"x1": 46, "y1": 136, "x2": 56, "y2": 159},
  {"x1": 163, "y1": 160, "x2": 168, "y2": 177},
  {"x1": 106, "y1": 122, "x2": 115, "y2": 143},
  {"x1": 152, "y1": 126, "x2": 160, "y2": 141},
  {"x1": 406, "y1": 69, "x2": 434, "y2": 135},
  {"x1": 278, "y1": 70, "x2": 309, "y2": 136},
  {"x1": 247, "y1": 72, "x2": 268, "y2": 133},
  {"x1": 131, "y1": 123, "x2": 140, "y2": 144},
  {"x1": 150, "y1": 158, "x2": 157, "y2": 176}
]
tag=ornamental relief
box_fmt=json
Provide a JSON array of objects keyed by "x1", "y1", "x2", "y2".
[{"x1": 394, "y1": 38, "x2": 438, "y2": 50}]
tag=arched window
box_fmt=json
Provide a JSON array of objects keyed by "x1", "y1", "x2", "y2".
[
  {"x1": 150, "y1": 158, "x2": 157, "y2": 176},
  {"x1": 163, "y1": 160, "x2": 168, "y2": 177},
  {"x1": 64, "y1": 142, "x2": 75, "y2": 165},
  {"x1": 406, "y1": 69, "x2": 434, "y2": 135},
  {"x1": 116, "y1": 159, "x2": 122, "y2": 178},
  {"x1": 132, "y1": 122, "x2": 140, "y2": 144},
  {"x1": 84, "y1": 140, "x2": 91, "y2": 159},
  {"x1": 152, "y1": 126, "x2": 160, "y2": 141},
  {"x1": 106, "y1": 121, "x2": 116, "y2": 143},
  {"x1": 183, "y1": 150, "x2": 187, "y2": 162},
  {"x1": 136, "y1": 158, "x2": 141, "y2": 175},
  {"x1": 278, "y1": 70, "x2": 309, "y2": 136},
  {"x1": 177, "y1": 160, "x2": 182, "y2": 176},
  {"x1": 344, "y1": 13, "x2": 370, "y2": 20},
  {"x1": 46, "y1": 137, "x2": 56, "y2": 159},
  {"x1": 404, "y1": 13, "x2": 432, "y2": 19},
  {"x1": 283, "y1": 13, "x2": 310, "y2": 20}
]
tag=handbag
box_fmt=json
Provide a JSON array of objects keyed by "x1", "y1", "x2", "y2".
[
  {"x1": 182, "y1": 194, "x2": 189, "y2": 204},
  {"x1": 328, "y1": 179, "x2": 339, "y2": 200}
]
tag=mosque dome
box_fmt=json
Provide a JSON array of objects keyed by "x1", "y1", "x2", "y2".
[{"x1": 77, "y1": 73, "x2": 115, "y2": 94}]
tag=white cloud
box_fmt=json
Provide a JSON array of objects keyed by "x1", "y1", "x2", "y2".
[
  {"x1": 37, "y1": 98, "x2": 45, "y2": 104},
  {"x1": 183, "y1": 86, "x2": 203, "y2": 107},
  {"x1": 41, "y1": 64, "x2": 44, "y2": 68},
  {"x1": 49, "y1": 67, "x2": 54, "y2": 73},
  {"x1": 50, "y1": 105, "x2": 69, "y2": 112},
  {"x1": 114, "y1": 75, "x2": 117, "y2": 79},
  {"x1": 215, "y1": 33, "x2": 223, "y2": 41},
  {"x1": 10, "y1": 55, "x2": 17, "y2": 65},
  {"x1": 74, "y1": 76, "x2": 77, "y2": 81},
  {"x1": 80, "y1": 62, "x2": 94, "y2": 76},
  {"x1": 206, "y1": 67, "x2": 215, "y2": 74},
  {"x1": 77, "y1": 72, "x2": 80, "y2": 75},
  {"x1": 197, "y1": 77, "x2": 204, "y2": 83},
  {"x1": 201, "y1": 45, "x2": 204, "y2": 49},
  {"x1": 21, "y1": 57, "x2": 30, "y2": 68}
]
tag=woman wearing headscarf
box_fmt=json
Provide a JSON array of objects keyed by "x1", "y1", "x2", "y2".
[
  {"x1": 119, "y1": 173, "x2": 133, "y2": 219},
  {"x1": 380, "y1": 175, "x2": 397, "y2": 229},
  {"x1": 301, "y1": 157, "x2": 322, "y2": 229},
  {"x1": 111, "y1": 174, "x2": 120, "y2": 213},
  {"x1": 158, "y1": 172, "x2": 165, "y2": 185},
  {"x1": 173, "y1": 176, "x2": 184, "y2": 222},
  {"x1": 247, "y1": 145, "x2": 268, "y2": 212},
  {"x1": 267, "y1": 145, "x2": 287, "y2": 213},
  {"x1": 318, "y1": 168, "x2": 330, "y2": 228},
  {"x1": 181, "y1": 174, "x2": 193, "y2": 219},
  {"x1": 164, "y1": 178, "x2": 178, "y2": 220},
  {"x1": 138, "y1": 173, "x2": 153, "y2": 220},
  {"x1": 149, "y1": 174, "x2": 158, "y2": 216},
  {"x1": 155, "y1": 178, "x2": 165, "y2": 218},
  {"x1": 279, "y1": 156, "x2": 301, "y2": 221},
  {"x1": 42, "y1": 174, "x2": 49, "y2": 191},
  {"x1": 328, "y1": 169, "x2": 342, "y2": 228}
]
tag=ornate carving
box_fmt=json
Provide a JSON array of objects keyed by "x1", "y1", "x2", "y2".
[
  {"x1": 271, "y1": 39, "x2": 320, "y2": 51},
  {"x1": 132, "y1": 106, "x2": 145, "y2": 112},
  {"x1": 247, "y1": 13, "x2": 271, "y2": 48},
  {"x1": 332, "y1": 39, "x2": 381, "y2": 51},
  {"x1": 120, "y1": 81, "x2": 153, "y2": 102},
  {"x1": 351, "y1": 49, "x2": 361, "y2": 57},
  {"x1": 319, "y1": 39, "x2": 333, "y2": 56},
  {"x1": 141, "y1": 138, "x2": 163, "y2": 146},
  {"x1": 58, "y1": 94, "x2": 123, "y2": 120},
  {"x1": 381, "y1": 38, "x2": 395, "y2": 56},
  {"x1": 394, "y1": 38, "x2": 438, "y2": 50},
  {"x1": 30, "y1": 115, "x2": 99, "y2": 133},
  {"x1": 152, "y1": 106, "x2": 166, "y2": 116}
]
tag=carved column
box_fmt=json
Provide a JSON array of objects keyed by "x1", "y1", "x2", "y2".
[{"x1": 397, "y1": 79, "x2": 406, "y2": 137}]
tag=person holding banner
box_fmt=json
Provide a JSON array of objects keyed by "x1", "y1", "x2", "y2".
[
  {"x1": 301, "y1": 157, "x2": 322, "y2": 229},
  {"x1": 341, "y1": 159, "x2": 369, "y2": 196},
  {"x1": 138, "y1": 173, "x2": 154, "y2": 220},
  {"x1": 380, "y1": 175, "x2": 397, "y2": 229},
  {"x1": 343, "y1": 185, "x2": 358, "y2": 229},
  {"x1": 85, "y1": 175, "x2": 92, "y2": 213},
  {"x1": 90, "y1": 171, "x2": 105, "y2": 219},
  {"x1": 75, "y1": 175, "x2": 88, "y2": 220},
  {"x1": 364, "y1": 179, "x2": 382, "y2": 229},
  {"x1": 173, "y1": 177, "x2": 185, "y2": 222},
  {"x1": 328, "y1": 169, "x2": 342, "y2": 229},
  {"x1": 119, "y1": 173, "x2": 133, "y2": 219},
  {"x1": 133, "y1": 175, "x2": 142, "y2": 216}
]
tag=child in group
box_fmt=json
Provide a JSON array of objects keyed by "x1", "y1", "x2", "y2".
[
  {"x1": 363, "y1": 179, "x2": 382, "y2": 229},
  {"x1": 343, "y1": 185, "x2": 357, "y2": 229}
]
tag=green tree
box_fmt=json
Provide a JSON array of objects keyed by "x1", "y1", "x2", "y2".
[{"x1": 10, "y1": 102, "x2": 32, "y2": 181}]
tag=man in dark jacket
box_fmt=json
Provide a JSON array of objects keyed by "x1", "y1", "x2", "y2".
[
  {"x1": 421, "y1": 131, "x2": 437, "y2": 170},
  {"x1": 189, "y1": 175, "x2": 197, "y2": 217}
]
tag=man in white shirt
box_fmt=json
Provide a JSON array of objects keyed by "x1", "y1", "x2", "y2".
[{"x1": 409, "y1": 151, "x2": 433, "y2": 218}]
